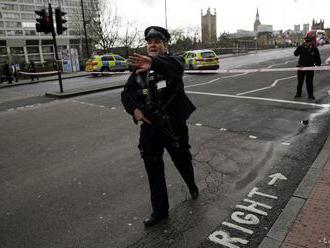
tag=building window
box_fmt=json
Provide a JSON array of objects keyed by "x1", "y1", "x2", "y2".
[
  {"x1": 0, "y1": 3, "x2": 19, "y2": 11},
  {"x1": 26, "y1": 40, "x2": 39, "y2": 45},
  {"x1": 5, "y1": 21, "x2": 22, "y2": 28},
  {"x1": 19, "y1": 0, "x2": 35, "y2": 3},
  {"x1": 69, "y1": 30, "x2": 80, "y2": 36},
  {"x1": 34, "y1": 0, "x2": 47, "y2": 4},
  {"x1": 42, "y1": 46, "x2": 54, "y2": 53},
  {"x1": 2, "y1": 12, "x2": 20, "y2": 19},
  {"x1": 0, "y1": 30, "x2": 5, "y2": 36},
  {"x1": 27, "y1": 46, "x2": 39, "y2": 54},
  {"x1": 0, "y1": 47, "x2": 7, "y2": 55},
  {"x1": 21, "y1": 13, "x2": 35, "y2": 20},
  {"x1": 12, "y1": 55, "x2": 25, "y2": 64},
  {"x1": 0, "y1": 21, "x2": 4, "y2": 27},
  {"x1": 7, "y1": 30, "x2": 23, "y2": 36},
  {"x1": 20, "y1": 5, "x2": 35, "y2": 12},
  {"x1": 28, "y1": 54, "x2": 41, "y2": 62},
  {"x1": 25, "y1": 30, "x2": 37, "y2": 36},
  {"x1": 43, "y1": 53, "x2": 54, "y2": 60},
  {"x1": 10, "y1": 47, "x2": 24, "y2": 55},
  {"x1": 41, "y1": 40, "x2": 53, "y2": 45}
]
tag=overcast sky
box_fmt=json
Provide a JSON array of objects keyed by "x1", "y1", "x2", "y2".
[{"x1": 110, "y1": 0, "x2": 329, "y2": 35}]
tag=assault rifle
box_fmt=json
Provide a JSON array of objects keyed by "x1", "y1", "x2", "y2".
[{"x1": 122, "y1": 91, "x2": 179, "y2": 148}]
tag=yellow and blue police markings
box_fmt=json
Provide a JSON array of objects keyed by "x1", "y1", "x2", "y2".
[
  {"x1": 85, "y1": 54, "x2": 128, "y2": 73},
  {"x1": 183, "y1": 49, "x2": 219, "y2": 70}
]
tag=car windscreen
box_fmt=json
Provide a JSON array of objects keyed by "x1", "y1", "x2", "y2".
[{"x1": 201, "y1": 52, "x2": 216, "y2": 58}]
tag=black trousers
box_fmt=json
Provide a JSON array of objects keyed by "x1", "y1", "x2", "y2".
[
  {"x1": 296, "y1": 70, "x2": 314, "y2": 97},
  {"x1": 138, "y1": 121, "x2": 196, "y2": 216},
  {"x1": 6, "y1": 74, "x2": 12, "y2": 84}
]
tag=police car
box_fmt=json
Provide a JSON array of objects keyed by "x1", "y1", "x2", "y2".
[
  {"x1": 183, "y1": 49, "x2": 219, "y2": 70},
  {"x1": 85, "y1": 54, "x2": 129, "y2": 73}
]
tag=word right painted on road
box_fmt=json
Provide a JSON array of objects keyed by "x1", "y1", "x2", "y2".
[{"x1": 206, "y1": 173, "x2": 287, "y2": 248}]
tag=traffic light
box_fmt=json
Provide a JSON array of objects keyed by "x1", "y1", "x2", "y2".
[
  {"x1": 55, "y1": 7, "x2": 67, "y2": 35},
  {"x1": 35, "y1": 9, "x2": 53, "y2": 34}
]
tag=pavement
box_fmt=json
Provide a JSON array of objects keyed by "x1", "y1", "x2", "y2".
[
  {"x1": 259, "y1": 126, "x2": 330, "y2": 248},
  {"x1": 0, "y1": 71, "x2": 91, "y2": 89},
  {"x1": 0, "y1": 71, "x2": 127, "y2": 98}
]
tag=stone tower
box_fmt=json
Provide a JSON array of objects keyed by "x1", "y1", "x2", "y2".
[
  {"x1": 312, "y1": 19, "x2": 325, "y2": 30},
  {"x1": 201, "y1": 7, "x2": 217, "y2": 43},
  {"x1": 254, "y1": 8, "x2": 261, "y2": 32}
]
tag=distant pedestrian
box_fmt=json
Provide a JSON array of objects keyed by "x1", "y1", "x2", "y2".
[
  {"x1": 3, "y1": 62, "x2": 12, "y2": 84},
  {"x1": 294, "y1": 31, "x2": 321, "y2": 100},
  {"x1": 0, "y1": 65, "x2": 3, "y2": 84},
  {"x1": 11, "y1": 63, "x2": 18, "y2": 82},
  {"x1": 28, "y1": 61, "x2": 39, "y2": 82}
]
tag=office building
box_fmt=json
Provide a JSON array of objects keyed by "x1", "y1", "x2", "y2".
[{"x1": 0, "y1": 0, "x2": 97, "y2": 64}]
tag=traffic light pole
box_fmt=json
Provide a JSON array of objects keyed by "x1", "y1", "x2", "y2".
[
  {"x1": 80, "y1": 0, "x2": 90, "y2": 58},
  {"x1": 49, "y1": 3, "x2": 63, "y2": 93}
]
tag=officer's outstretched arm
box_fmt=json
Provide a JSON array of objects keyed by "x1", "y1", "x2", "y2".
[{"x1": 150, "y1": 55, "x2": 184, "y2": 79}]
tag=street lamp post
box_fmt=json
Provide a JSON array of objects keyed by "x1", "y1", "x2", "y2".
[
  {"x1": 164, "y1": 0, "x2": 168, "y2": 29},
  {"x1": 80, "y1": 0, "x2": 90, "y2": 58}
]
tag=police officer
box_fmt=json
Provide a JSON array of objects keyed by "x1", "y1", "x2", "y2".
[
  {"x1": 121, "y1": 26, "x2": 199, "y2": 227},
  {"x1": 294, "y1": 31, "x2": 321, "y2": 100}
]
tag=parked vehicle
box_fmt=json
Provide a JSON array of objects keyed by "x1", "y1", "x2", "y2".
[
  {"x1": 183, "y1": 49, "x2": 219, "y2": 70},
  {"x1": 85, "y1": 54, "x2": 129, "y2": 74}
]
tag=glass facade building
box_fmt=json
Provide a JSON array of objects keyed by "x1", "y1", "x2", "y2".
[{"x1": 0, "y1": 0, "x2": 96, "y2": 64}]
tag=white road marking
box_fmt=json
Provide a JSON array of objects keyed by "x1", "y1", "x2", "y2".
[
  {"x1": 186, "y1": 90, "x2": 330, "y2": 108},
  {"x1": 266, "y1": 60, "x2": 293, "y2": 69},
  {"x1": 208, "y1": 183, "x2": 284, "y2": 247},
  {"x1": 71, "y1": 100, "x2": 112, "y2": 110},
  {"x1": 222, "y1": 221, "x2": 254, "y2": 235},
  {"x1": 326, "y1": 56, "x2": 330, "y2": 65},
  {"x1": 185, "y1": 60, "x2": 296, "y2": 90},
  {"x1": 268, "y1": 173, "x2": 287, "y2": 186},
  {"x1": 185, "y1": 73, "x2": 248, "y2": 88},
  {"x1": 237, "y1": 75, "x2": 296, "y2": 96}
]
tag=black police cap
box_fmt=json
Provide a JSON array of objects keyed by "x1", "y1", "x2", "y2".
[{"x1": 144, "y1": 26, "x2": 171, "y2": 42}]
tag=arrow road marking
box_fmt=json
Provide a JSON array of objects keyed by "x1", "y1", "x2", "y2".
[{"x1": 268, "y1": 173, "x2": 287, "y2": 186}]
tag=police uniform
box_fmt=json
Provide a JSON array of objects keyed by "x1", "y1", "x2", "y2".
[
  {"x1": 121, "y1": 26, "x2": 198, "y2": 226},
  {"x1": 294, "y1": 34, "x2": 321, "y2": 99}
]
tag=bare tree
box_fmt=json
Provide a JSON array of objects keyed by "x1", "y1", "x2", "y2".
[
  {"x1": 119, "y1": 20, "x2": 142, "y2": 57},
  {"x1": 87, "y1": 0, "x2": 122, "y2": 52},
  {"x1": 169, "y1": 26, "x2": 201, "y2": 53},
  {"x1": 72, "y1": 0, "x2": 122, "y2": 53}
]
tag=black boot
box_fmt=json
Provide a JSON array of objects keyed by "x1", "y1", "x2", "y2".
[
  {"x1": 189, "y1": 185, "x2": 199, "y2": 199},
  {"x1": 143, "y1": 212, "x2": 168, "y2": 227}
]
